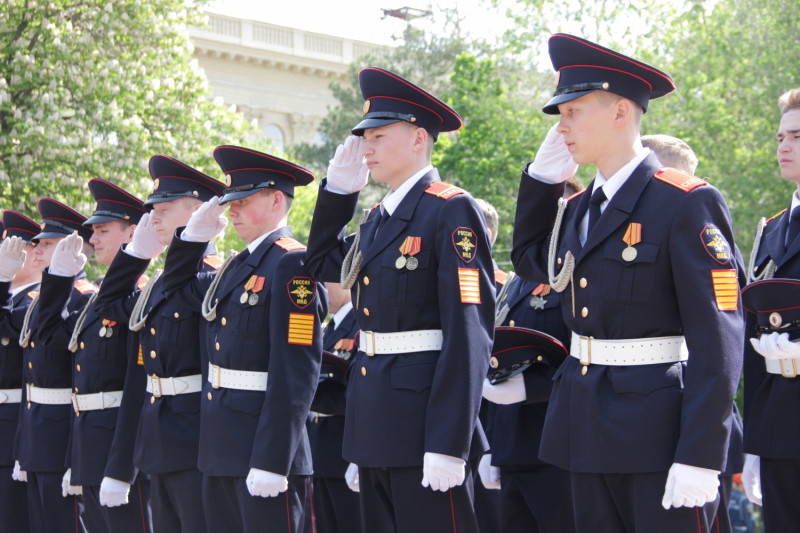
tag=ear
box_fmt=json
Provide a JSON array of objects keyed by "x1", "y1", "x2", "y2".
[
  {"x1": 128, "y1": 224, "x2": 137, "y2": 239},
  {"x1": 615, "y1": 98, "x2": 633, "y2": 126},
  {"x1": 272, "y1": 190, "x2": 284, "y2": 212},
  {"x1": 412, "y1": 127, "x2": 428, "y2": 153}
]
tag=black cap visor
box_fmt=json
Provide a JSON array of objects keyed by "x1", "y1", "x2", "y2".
[
  {"x1": 542, "y1": 89, "x2": 596, "y2": 115},
  {"x1": 144, "y1": 191, "x2": 201, "y2": 209},
  {"x1": 351, "y1": 116, "x2": 404, "y2": 136},
  {"x1": 31, "y1": 231, "x2": 68, "y2": 244}
]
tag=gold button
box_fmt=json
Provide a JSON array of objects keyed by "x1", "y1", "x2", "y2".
[
  {"x1": 150, "y1": 397, "x2": 155, "y2": 404},
  {"x1": 537, "y1": 355, "x2": 543, "y2": 361},
  {"x1": 75, "y1": 388, "x2": 78, "y2": 393},
  {"x1": 581, "y1": 366, "x2": 588, "y2": 375},
  {"x1": 150, "y1": 351, "x2": 156, "y2": 359},
  {"x1": 207, "y1": 392, "x2": 213, "y2": 400},
  {"x1": 581, "y1": 307, "x2": 588, "y2": 318},
  {"x1": 215, "y1": 342, "x2": 220, "y2": 351},
  {"x1": 77, "y1": 364, "x2": 81, "y2": 372},
  {"x1": 580, "y1": 278, "x2": 587, "y2": 288},
  {"x1": 509, "y1": 320, "x2": 515, "y2": 327},
  {"x1": 80, "y1": 342, "x2": 85, "y2": 349},
  {"x1": 221, "y1": 317, "x2": 227, "y2": 326},
  {"x1": 150, "y1": 328, "x2": 156, "y2": 335},
  {"x1": 30, "y1": 342, "x2": 34, "y2": 348},
  {"x1": 363, "y1": 308, "x2": 369, "y2": 316},
  {"x1": 557, "y1": 258, "x2": 562, "y2": 265},
  {"x1": 174, "y1": 312, "x2": 179, "y2": 318},
  {"x1": 361, "y1": 367, "x2": 367, "y2": 376},
  {"x1": 363, "y1": 276, "x2": 369, "y2": 286},
  {"x1": 28, "y1": 362, "x2": 32, "y2": 369}
]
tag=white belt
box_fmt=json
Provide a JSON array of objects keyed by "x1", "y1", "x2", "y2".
[
  {"x1": 26, "y1": 385, "x2": 72, "y2": 405},
  {"x1": 310, "y1": 412, "x2": 334, "y2": 418},
  {"x1": 146, "y1": 374, "x2": 203, "y2": 397},
  {"x1": 0, "y1": 389, "x2": 22, "y2": 404},
  {"x1": 208, "y1": 363, "x2": 268, "y2": 391},
  {"x1": 765, "y1": 358, "x2": 799, "y2": 378},
  {"x1": 570, "y1": 332, "x2": 688, "y2": 366},
  {"x1": 72, "y1": 391, "x2": 123, "y2": 415},
  {"x1": 359, "y1": 329, "x2": 443, "y2": 356}
]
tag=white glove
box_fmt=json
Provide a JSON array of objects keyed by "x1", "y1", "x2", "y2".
[
  {"x1": 0, "y1": 236, "x2": 27, "y2": 282},
  {"x1": 182, "y1": 197, "x2": 228, "y2": 243},
  {"x1": 326, "y1": 135, "x2": 369, "y2": 195},
  {"x1": 741, "y1": 454, "x2": 762, "y2": 506},
  {"x1": 421, "y1": 452, "x2": 466, "y2": 492},
  {"x1": 345, "y1": 463, "x2": 360, "y2": 493},
  {"x1": 482, "y1": 374, "x2": 527, "y2": 405},
  {"x1": 99, "y1": 476, "x2": 130, "y2": 507},
  {"x1": 49, "y1": 234, "x2": 87, "y2": 277},
  {"x1": 478, "y1": 454, "x2": 501, "y2": 490},
  {"x1": 750, "y1": 332, "x2": 800, "y2": 360},
  {"x1": 246, "y1": 468, "x2": 288, "y2": 498},
  {"x1": 61, "y1": 468, "x2": 82, "y2": 497},
  {"x1": 529, "y1": 123, "x2": 578, "y2": 183},
  {"x1": 11, "y1": 460, "x2": 26, "y2": 482},
  {"x1": 661, "y1": 463, "x2": 720, "y2": 509},
  {"x1": 126, "y1": 212, "x2": 166, "y2": 260}
]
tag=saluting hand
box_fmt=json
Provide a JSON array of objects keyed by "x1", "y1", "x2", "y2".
[
  {"x1": 183, "y1": 196, "x2": 228, "y2": 243},
  {"x1": 326, "y1": 135, "x2": 369, "y2": 195},
  {"x1": 49, "y1": 234, "x2": 87, "y2": 278},
  {"x1": 529, "y1": 123, "x2": 579, "y2": 184},
  {"x1": 0, "y1": 236, "x2": 27, "y2": 282},
  {"x1": 126, "y1": 211, "x2": 166, "y2": 260}
]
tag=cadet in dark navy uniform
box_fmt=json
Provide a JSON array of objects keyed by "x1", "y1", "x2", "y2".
[
  {"x1": 305, "y1": 67, "x2": 495, "y2": 533},
  {"x1": 303, "y1": 281, "x2": 361, "y2": 533},
  {"x1": 35, "y1": 181, "x2": 152, "y2": 533},
  {"x1": 740, "y1": 87, "x2": 800, "y2": 532},
  {"x1": 480, "y1": 272, "x2": 576, "y2": 533},
  {"x1": 157, "y1": 146, "x2": 326, "y2": 533},
  {"x1": 92, "y1": 156, "x2": 226, "y2": 533},
  {"x1": 511, "y1": 35, "x2": 743, "y2": 532},
  {"x1": 0, "y1": 204, "x2": 96, "y2": 533}
]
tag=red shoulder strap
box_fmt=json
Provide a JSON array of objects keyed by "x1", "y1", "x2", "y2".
[
  {"x1": 653, "y1": 168, "x2": 707, "y2": 193},
  {"x1": 275, "y1": 237, "x2": 306, "y2": 252},
  {"x1": 494, "y1": 270, "x2": 508, "y2": 286},
  {"x1": 424, "y1": 182, "x2": 464, "y2": 200},
  {"x1": 203, "y1": 255, "x2": 223, "y2": 270},
  {"x1": 74, "y1": 279, "x2": 96, "y2": 294},
  {"x1": 137, "y1": 275, "x2": 149, "y2": 290}
]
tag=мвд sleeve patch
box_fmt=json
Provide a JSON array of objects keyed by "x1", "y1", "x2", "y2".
[
  {"x1": 711, "y1": 270, "x2": 738, "y2": 311},
  {"x1": 458, "y1": 268, "x2": 481, "y2": 304},
  {"x1": 288, "y1": 277, "x2": 316, "y2": 309},
  {"x1": 452, "y1": 227, "x2": 477, "y2": 263},
  {"x1": 700, "y1": 224, "x2": 731, "y2": 264}
]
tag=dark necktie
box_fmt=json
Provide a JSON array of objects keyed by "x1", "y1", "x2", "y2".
[
  {"x1": 236, "y1": 249, "x2": 251, "y2": 263},
  {"x1": 787, "y1": 206, "x2": 800, "y2": 249},
  {"x1": 587, "y1": 186, "x2": 607, "y2": 236},
  {"x1": 374, "y1": 208, "x2": 390, "y2": 239}
]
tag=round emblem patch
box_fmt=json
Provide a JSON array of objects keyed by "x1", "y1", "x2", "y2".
[
  {"x1": 700, "y1": 224, "x2": 731, "y2": 264},
  {"x1": 288, "y1": 277, "x2": 316, "y2": 309},
  {"x1": 452, "y1": 227, "x2": 477, "y2": 263}
]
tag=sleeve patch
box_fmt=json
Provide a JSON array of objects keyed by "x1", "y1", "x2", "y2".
[
  {"x1": 424, "y1": 182, "x2": 464, "y2": 200},
  {"x1": 27, "y1": 290, "x2": 39, "y2": 299},
  {"x1": 275, "y1": 237, "x2": 306, "y2": 252},
  {"x1": 494, "y1": 270, "x2": 508, "y2": 286},
  {"x1": 653, "y1": 168, "x2": 707, "y2": 193},
  {"x1": 74, "y1": 279, "x2": 96, "y2": 294},
  {"x1": 452, "y1": 227, "x2": 477, "y2": 263},
  {"x1": 458, "y1": 268, "x2": 481, "y2": 304},
  {"x1": 288, "y1": 313, "x2": 315, "y2": 346},
  {"x1": 288, "y1": 277, "x2": 316, "y2": 309},
  {"x1": 137, "y1": 344, "x2": 144, "y2": 366},
  {"x1": 711, "y1": 270, "x2": 738, "y2": 311},
  {"x1": 203, "y1": 255, "x2": 223, "y2": 270},
  {"x1": 137, "y1": 274, "x2": 149, "y2": 290},
  {"x1": 700, "y1": 224, "x2": 731, "y2": 265}
]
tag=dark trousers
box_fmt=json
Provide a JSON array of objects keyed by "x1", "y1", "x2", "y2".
[
  {"x1": 469, "y1": 457, "x2": 500, "y2": 533},
  {"x1": 714, "y1": 475, "x2": 732, "y2": 533},
  {"x1": 0, "y1": 465, "x2": 30, "y2": 533},
  {"x1": 27, "y1": 471, "x2": 85, "y2": 533},
  {"x1": 761, "y1": 457, "x2": 800, "y2": 532},
  {"x1": 82, "y1": 478, "x2": 152, "y2": 533},
  {"x1": 306, "y1": 476, "x2": 361, "y2": 533},
  {"x1": 499, "y1": 465, "x2": 575, "y2": 533},
  {"x1": 571, "y1": 471, "x2": 719, "y2": 533},
  {"x1": 151, "y1": 468, "x2": 207, "y2": 533},
  {"x1": 202, "y1": 474, "x2": 307, "y2": 533},
  {"x1": 359, "y1": 464, "x2": 479, "y2": 533}
]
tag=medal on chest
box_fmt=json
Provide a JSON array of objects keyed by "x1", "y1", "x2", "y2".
[
  {"x1": 622, "y1": 223, "x2": 642, "y2": 262},
  {"x1": 240, "y1": 275, "x2": 266, "y2": 306},
  {"x1": 99, "y1": 319, "x2": 117, "y2": 338},
  {"x1": 396, "y1": 236, "x2": 422, "y2": 270}
]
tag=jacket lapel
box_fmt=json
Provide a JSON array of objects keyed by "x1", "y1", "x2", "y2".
[
  {"x1": 764, "y1": 211, "x2": 789, "y2": 266},
  {"x1": 563, "y1": 188, "x2": 590, "y2": 255},
  {"x1": 217, "y1": 226, "x2": 292, "y2": 302},
  {"x1": 12, "y1": 282, "x2": 40, "y2": 307}
]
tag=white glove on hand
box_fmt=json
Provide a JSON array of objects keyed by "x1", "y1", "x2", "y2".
[
  {"x1": 478, "y1": 454, "x2": 501, "y2": 490},
  {"x1": 49, "y1": 234, "x2": 87, "y2": 277},
  {"x1": 182, "y1": 197, "x2": 228, "y2": 243},
  {"x1": 750, "y1": 332, "x2": 800, "y2": 360},
  {"x1": 99, "y1": 476, "x2": 130, "y2": 507},
  {"x1": 345, "y1": 463, "x2": 360, "y2": 493},
  {"x1": 126, "y1": 212, "x2": 166, "y2": 260},
  {"x1": 0, "y1": 236, "x2": 27, "y2": 282},
  {"x1": 529, "y1": 123, "x2": 579, "y2": 184},
  {"x1": 482, "y1": 374, "x2": 527, "y2": 405},
  {"x1": 326, "y1": 135, "x2": 369, "y2": 195},
  {"x1": 661, "y1": 463, "x2": 720, "y2": 509},
  {"x1": 421, "y1": 452, "x2": 466, "y2": 492},
  {"x1": 741, "y1": 454, "x2": 762, "y2": 506},
  {"x1": 11, "y1": 460, "x2": 26, "y2": 482},
  {"x1": 246, "y1": 468, "x2": 288, "y2": 498},
  {"x1": 61, "y1": 468, "x2": 82, "y2": 497}
]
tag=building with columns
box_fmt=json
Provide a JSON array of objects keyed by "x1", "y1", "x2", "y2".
[{"x1": 190, "y1": 13, "x2": 386, "y2": 151}]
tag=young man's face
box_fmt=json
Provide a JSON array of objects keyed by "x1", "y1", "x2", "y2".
[
  {"x1": 32, "y1": 237, "x2": 61, "y2": 271},
  {"x1": 777, "y1": 108, "x2": 800, "y2": 186},
  {"x1": 557, "y1": 92, "x2": 618, "y2": 166},
  {"x1": 151, "y1": 198, "x2": 201, "y2": 246},
  {"x1": 90, "y1": 221, "x2": 133, "y2": 267},
  {"x1": 361, "y1": 121, "x2": 421, "y2": 187},
  {"x1": 226, "y1": 190, "x2": 281, "y2": 243}
]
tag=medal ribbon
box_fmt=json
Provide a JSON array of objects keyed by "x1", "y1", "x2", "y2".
[
  {"x1": 102, "y1": 319, "x2": 117, "y2": 327},
  {"x1": 399, "y1": 236, "x2": 421, "y2": 256},
  {"x1": 244, "y1": 275, "x2": 257, "y2": 292},
  {"x1": 531, "y1": 284, "x2": 551, "y2": 297},
  {"x1": 252, "y1": 276, "x2": 265, "y2": 294},
  {"x1": 623, "y1": 223, "x2": 642, "y2": 246}
]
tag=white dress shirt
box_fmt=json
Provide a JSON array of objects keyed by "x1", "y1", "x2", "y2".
[
  {"x1": 246, "y1": 227, "x2": 285, "y2": 254},
  {"x1": 330, "y1": 301, "x2": 353, "y2": 330},
  {"x1": 11, "y1": 281, "x2": 39, "y2": 298}
]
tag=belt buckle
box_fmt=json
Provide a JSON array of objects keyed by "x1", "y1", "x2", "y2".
[
  {"x1": 71, "y1": 393, "x2": 80, "y2": 416},
  {"x1": 210, "y1": 365, "x2": 221, "y2": 389},
  {"x1": 364, "y1": 331, "x2": 376, "y2": 357},
  {"x1": 780, "y1": 359, "x2": 798, "y2": 378},
  {"x1": 579, "y1": 336, "x2": 592, "y2": 366},
  {"x1": 150, "y1": 375, "x2": 162, "y2": 398}
]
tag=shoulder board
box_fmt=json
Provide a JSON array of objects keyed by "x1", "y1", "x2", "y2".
[
  {"x1": 74, "y1": 279, "x2": 96, "y2": 294},
  {"x1": 203, "y1": 255, "x2": 223, "y2": 270},
  {"x1": 136, "y1": 274, "x2": 149, "y2": 290},
  {"x1": 370, "y1": 203, "x2": 381, "y2": 211},
  {"x1": 494, "y1": 270, "x2": 508, "y2": 286},
  {"x1": 424, "y1": 182, "x2": 464, "y2": 200},
  {"x1": 566, "y1": 189, "x2": 586, "y2": 201},
  {"x1": 653, "y1": 168, "x2": 707, "y2": 193},
  {"x1": 767, "y1": 208, "x2": 787, "y2": 223},
  {"x1": 274, "y1": 237, "x2": 306, "y2": 252},
  {"x1": 27, "y1": 290, "x2": 39, "y2": 299}
]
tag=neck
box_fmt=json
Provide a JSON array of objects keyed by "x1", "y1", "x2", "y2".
[
  {"x1": 595, "y1": 136, "x2": 644, "y2": 179},
  {"x1": 387, "y1": 160, "x2": 431, "y2": 192},
  {"x1": 249, "y1": 220, "x2": 285, "y2": 245},
  {"x1": 11, "y1": 269, "x2": 41, "y2": 290}
]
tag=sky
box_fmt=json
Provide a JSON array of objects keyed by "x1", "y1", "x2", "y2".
[{"x1": 204, "y1": 0, "x2": 516, "y2": 47}]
